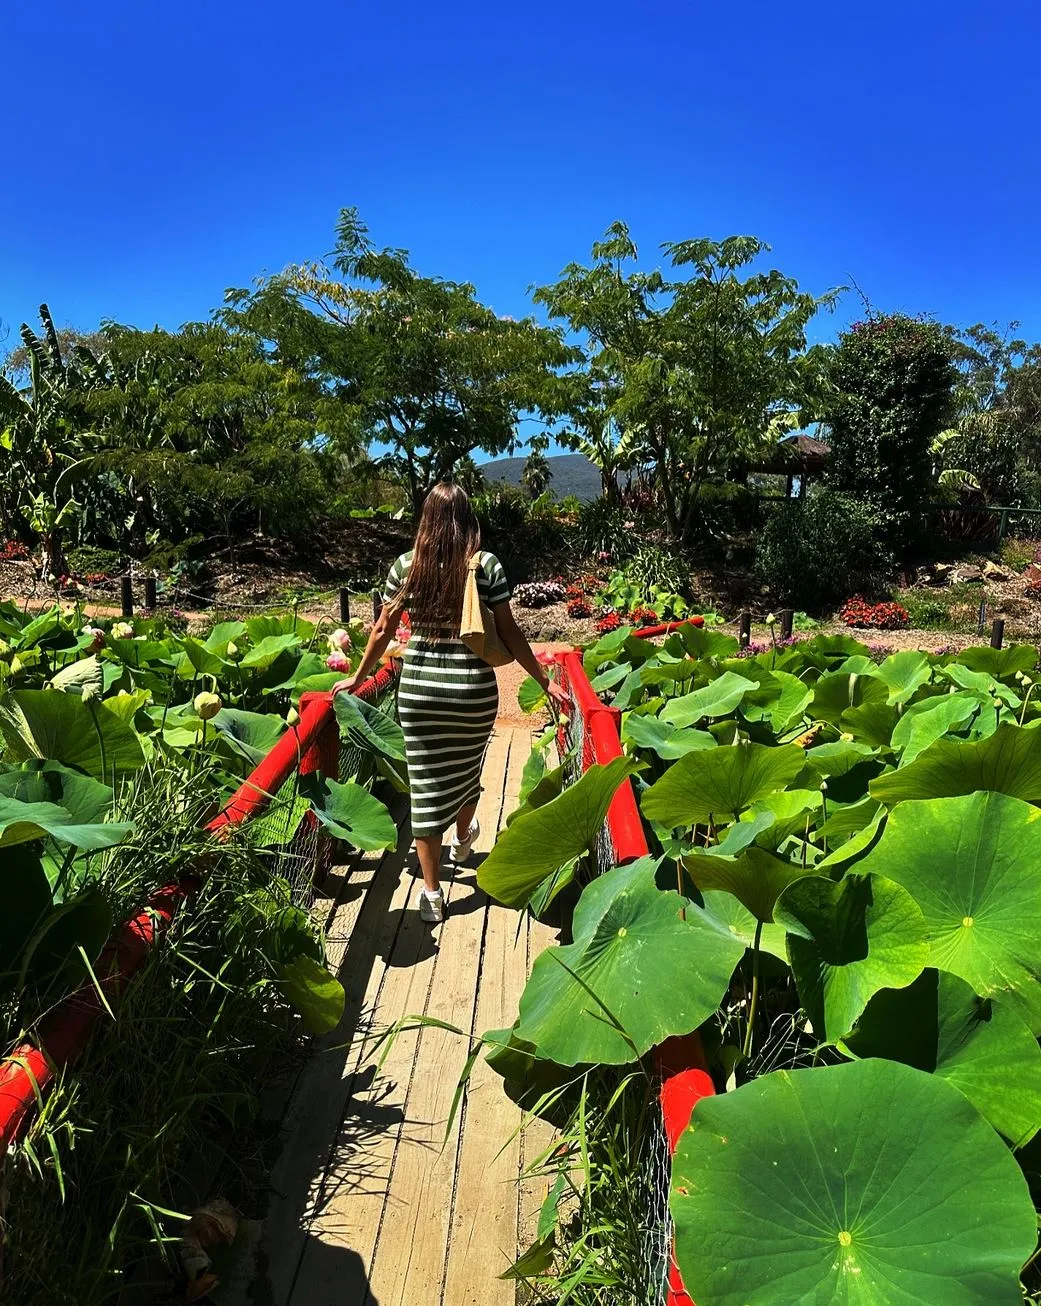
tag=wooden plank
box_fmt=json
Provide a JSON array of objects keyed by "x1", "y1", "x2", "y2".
[
  {"x1": 442, "y1": 730, "x2": 531, "y2": 1304},
  {"x1": 265, "y1": 793, "x2": 416, "y2": 1305},
  {"x1": 364, "y1": 730, "x2": 512, "y2": 1305}
]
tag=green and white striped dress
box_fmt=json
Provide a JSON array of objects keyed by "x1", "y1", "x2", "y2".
[{"x1": 384, "y1": 550, "x2": 510, "y2": 838}]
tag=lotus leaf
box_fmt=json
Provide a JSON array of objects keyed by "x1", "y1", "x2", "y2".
[
  {"x1": 871, "y1": 722, "x2": 1041, "y2": 806},
  {"x1": 671, "y1": 1059, "x2": 1036, "y2": 1305},
  {"x1": 280, "y1": 954, "x2": 345, "y2": 1035},
  {"x1": 641, "y1": 740, "x2": 804, "y2": 826},
  {"x1": 0, "y1": 689, "x2": 145, "y2": 781},
  {"x1": 846, "y1": 970, "x2": 1041, "y2": 1147},
  {"x1": 478, "y1": 757, "x2": 635, "y2": 909},
  {"x1": 810, "y1": 669, "x2": 887, "y2": 725},
  {"x1": 871, "y1": 649, "x2": 933, "y2": 704},
  {"x1": 211, "y1": 708, "x2": 286, "y2": 768},
  {"x1": 890, "y1": 691, "x2": 981, "y2": 763},
  {"x1": 514, "y1": 862, "x2": 745, "y2": 1065},
  {"x1": 858, "y1": 790, "x2": 1041, "y2": 1031},
  {"x1": 660, "y1": 672, "x2": 759, "y2": 727},
  {"x1": 334, "y1": 692, "x2": 407, "y2": 761},
  {"x1": 697, "y1": 889, "x2": 789, "y2": 961},
  {"x1": 302, "y1": 776, "x2": 397, "y2": 851},
  {"x1": 621, "y1": 713, "x2": 716, "y2": 760},
  {"x1": 683, "y1": 846, "x2": 818, "y2": 923},
  {"x1": 775, "y1": 873, "x2": 928, "y2": 1039}
]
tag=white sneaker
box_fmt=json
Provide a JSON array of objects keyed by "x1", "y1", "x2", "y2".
[
  {"x1": 419, "y1": 888, "x2": 445, "y2": 924},
  {"x1": 449, "y1": 818, "x2": 480, "y2": 865}
]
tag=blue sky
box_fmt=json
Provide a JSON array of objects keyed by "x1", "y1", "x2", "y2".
[{"x1": 4, "y1": 0, "x2": 1040, "y2": 373}]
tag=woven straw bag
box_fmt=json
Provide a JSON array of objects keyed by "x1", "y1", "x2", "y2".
[{"x1": 460, "y1": 553, "x2": 514, "y2": 667}]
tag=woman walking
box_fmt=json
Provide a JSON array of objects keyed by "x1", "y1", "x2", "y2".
[{"x1": 333, "y1": 483, "x2": 567, "y2": 923}]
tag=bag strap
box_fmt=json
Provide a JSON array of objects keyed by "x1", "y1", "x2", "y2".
[{"x1": 467, "y1": 552, "x2": 483, "y2": 572}]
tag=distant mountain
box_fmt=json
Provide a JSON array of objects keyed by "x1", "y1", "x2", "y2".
[{"x1": 480, "y1": 452, "x2": 601, "y2": 502}]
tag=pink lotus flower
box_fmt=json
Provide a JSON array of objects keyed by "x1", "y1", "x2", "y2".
[
  {"x1": 326, "y1": 651, "x2": 349, "y2": 672},
  {"x1": 328, "y1": 628, "x2": 352, "y2": 653},
  {"x1": 536, "y1": 650, "x2": 557, "y2": 667}
]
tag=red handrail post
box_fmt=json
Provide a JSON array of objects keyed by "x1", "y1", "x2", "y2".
[{"x1": 298, "y1": 691, "x2": 339, "y2": 781}]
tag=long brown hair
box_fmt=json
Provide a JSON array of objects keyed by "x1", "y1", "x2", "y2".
[{"x1": 403, "y1": 483, "x2": 481, "y2": 631}]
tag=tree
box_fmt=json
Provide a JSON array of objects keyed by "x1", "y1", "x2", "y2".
[
  {"x1": 83, "y1": 322, "x2": 335, "y2": 552},
  {"x1": 534, "y1": 224, "x2": 837, "y2": 543},
  {"x1": 521, "y1": 437, "x2": 552, "y2": 498},
  {"x1": 825, "y1": 315, "x2": 957, "y2": 554},
  {"x1": 224, "y1": 208, "x2": 577, "y2": 513},
  {"x1": 0, "y1": 305, "x2": 99, "y2": 576}
]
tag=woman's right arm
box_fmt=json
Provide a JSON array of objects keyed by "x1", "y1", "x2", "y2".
[{"x1": 332, "y1": 604, "x2": 399, "y2": 695}]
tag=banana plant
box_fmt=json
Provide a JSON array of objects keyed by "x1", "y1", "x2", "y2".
[{"x1": 0, "y1": 306, "x2": 100, "y2": 578}]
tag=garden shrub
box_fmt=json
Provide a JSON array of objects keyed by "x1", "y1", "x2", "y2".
[
  {"x1": 755, "y1": 486, "x2": 890, "y2": 609},
  {"x1": 826, "y1": 314, "x2": 957, "y2": 556}
]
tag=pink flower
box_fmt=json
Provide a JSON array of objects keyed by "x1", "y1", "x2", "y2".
[
  {"x1": 623, "y1": 520, "x2": 635, "y2": 530},
  {"x1": 326, "y1": 651, "x2": 349, "y2": 672},
  {"x1": 598, "y1": 551, "x2": 611, "y2": 563},
  {"x1": 536, "y1": 650, "x2": 557, "y2": 666},
  {"x1": 328, "y1": 628, "x2": 352, "y2": 653},
  {"x1": 395, "y1": 623, "x2": 410, "y2": 644}
]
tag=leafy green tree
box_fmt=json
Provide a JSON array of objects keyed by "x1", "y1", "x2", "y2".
[
  {"x1": 826, "y1": 315, "x2": 957, "y2": 553},
  {"x1": 535, "y1": 224, "x2": 837, "y2": 543},
  {"x1": 224, "y1": 208, "x2": 576, "y2": 513},
  {"x1": 0, "y1": 305, "x2": 99, "y2": 576},
  {"x1": 521, "y1": 438, "x2": 552, "y2": 498}
]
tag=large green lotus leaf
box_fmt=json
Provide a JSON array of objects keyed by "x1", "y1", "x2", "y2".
[
  {"x1": 514, "y1": 862, "x2": 745, "y2": 1065},
  {"x1": 12, "y1": 606, "x2": 63, "y2": 650},
  {"x1": 641, "y1": 741, "x2": 804, "y2": 826},
  {"x1": 660, "y1": 672, "x2": 759, "y2": 727},
  {"x1": 518, "y1": 674, "x2": 551, "y2": 711},
  {"x1": 801, "y1": 739, "x2": 877, "y2": 780},
  {"x1": 177, "y1": 636, "x2": 228, "y2": 677},
  {"x1": 239, "y1": 633, "x2": 301, "y2": 670},
  {"x1": 741, "y1": 669, "x2": 813, "y2": 734},
  {"x1": 683, "y1": 846, "x2": 818, "y2": 923},
  {"x1": 0, "y1": 794, "x2": 130, "y2": 851},
  {"x1": 941, "y1": 662, "x2": 1020, "y2": 709},
  {"x1": 592, "y1": 661, "x2": 637, "y2": 694},
  {"x1": 211, "y1": 708, "x2": 286, "y2": 768},
  {"x1": 48, "y1": 655, "x2": 104, "y2": 696},
  {"x1": 333, "y1": 692, "x2": 407, "y2": 762},
  {"x1": 639, "y1": 657, "x2": 701, "y2": 686},
  {"x1": 478, "y1": 757, "x2": 636, "y2": 909},
  {"x1": 870, "y1": 650, "x2": 933, "y2": 704},
  {"x1": 890, "y1": 691, "x2": 982, "y2": 763},
  {"x1": 246, "y1": 613, "x2": 309, "y2": 641},
  {"x1": 810, "y1": 669, "x2": 888, "y2": 725},
  {"x1": 955, "y1": 643, "x2": 1037, "y2": 680},
  {"x1": 581, "y1": 626, "x2": 639, "y2": 674},
  {"x1": 671, "y1": 1058, "x2": 1036, "y2": 1306},
  {"x1": 698, "y1": 889, "x2": 789, "y2": 962},
  {"x1": 621, "y1": 713, "x2": 717, "y2": 760},
  {"x1": 871, "y1": 722, "x2": 1041, "y2": 806},
  {"x1": 743, "y1": 788, "x2": 821, "y2": 845},
  {"x1": 673, "y1": 625, "x2": 739, "y2": 660},
  {"x1": 858, "y1": 790, "x2": 1041, "y2": 1031},
  {"x1": 775, "y1": 873, "x2": 928, "y2": 1039},
  {"x1": 796, "y1": 633, "x2": 872, "y2": 668},
  {"x1": 846, "y1": 970, "x2": 1041, "y2": 1148},
  {"x1": 101, "y1": 688, "x2": 153, "y2": 728},
  {"x1": 0, "y1": 760, "x2": 113, "y2": 825},
  {"x1": 818, "y1": 794, "x2": 881, "y2": 844},
  {"x1": 0, "y1": 689, "x2": 144, "y2": 781},
  {"x1": 204, "y1": 620, "x2": 247, "y2": 653},
  {"x1": 840, "y1": 699, "x2": 900, "y2": 749},
  {"x1": 301, "y1": 775, "x2": 397, "y2": 852},
  {"x1": 106, "y1": 638, "x2": 172, "y2": 667}
]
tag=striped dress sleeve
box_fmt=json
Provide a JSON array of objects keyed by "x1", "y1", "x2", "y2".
[
  {"x1": 382, "y1": 553, "x2": 409, "y2": 607},
  {"x1": 477, "y1": 552, "x2": 511, "y2": 607}
]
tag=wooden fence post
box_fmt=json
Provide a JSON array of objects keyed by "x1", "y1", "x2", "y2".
[
  {"x1": 338, "y1": 588, "x2": 351, "y2": 624},
  {"x1": 143, "y1": 575, "x2": 157, "y2": 611},
  {"x1": 120, "y1": 575, "x2": 133, "y2": 619},
  {"x1": 991, "y1": 618, "x2": 1005, "y2": 650},
  {"x1": 738, "y1": 611, "x2": 751, "y2": 649},
  {"x1": 780, "y1": 609, "x2": 794, "y2": 641}
]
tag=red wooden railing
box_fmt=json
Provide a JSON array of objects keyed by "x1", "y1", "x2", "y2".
[
  {"x1": 552, "y1": 623, "x2": 710, "y2": 1306},
  {"x1": 0, "y1": 665, "x2": 399, "y2": 1150}
]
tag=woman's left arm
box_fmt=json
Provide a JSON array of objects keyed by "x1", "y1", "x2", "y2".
[{"x1": 494, "y1": 602, "x2": 569, "y2": 708}]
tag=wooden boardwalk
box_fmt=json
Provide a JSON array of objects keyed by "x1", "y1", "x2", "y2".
[{"x1": 260, "y1": 725, "x2": 556, "y2": 1306}]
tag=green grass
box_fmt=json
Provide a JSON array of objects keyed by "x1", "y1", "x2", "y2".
[{"x1": 896, "y1": 583, "x2": 985, "y2": 632}]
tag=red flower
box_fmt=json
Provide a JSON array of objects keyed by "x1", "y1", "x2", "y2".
[
  {"x1": 595, "y1": 612, "x2": 622, "y2": 634},
  {"x1": 628, "y1": 606, "x2": 659, "y2": 628},
  {"x1": 567, "y1": 598, "x2": 593, "y2": 619},
  {"x1": 839, "y1": 597, "x2": 909, "y2": 630}
]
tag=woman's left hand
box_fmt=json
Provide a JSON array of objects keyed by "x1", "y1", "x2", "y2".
[
  {"x1": 332, "y1": 675, "x2": 361, "y2": 696},
  {"x1": 545, "y1": 679, "x2": 570, "y2": 710}
]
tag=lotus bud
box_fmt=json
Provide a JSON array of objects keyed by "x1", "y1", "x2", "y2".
[
  {"x1": 10, "y1": 655, "x2": 23, "y2": 675},
  {"x1": 112, "y1": 621, "x2": 134, "y2": 640},
  {"x1": 326, "y1": 651, "x2": 349, "y2": 672},
  {"x1": 225, "y1": 641, "x2": 240, "y2": 659},
  {"x1": 328, "y1": 628, "x2": 352, "y2": 653},
  {"x1": 766, "y1": 613, "x2": 777, "y2": 626},
  {"x1": 287, "y1": 706, "x2": 300, "y2": 727},
  {"x1": 194, "y1": 691, "x2": 223, "y2": 720}
]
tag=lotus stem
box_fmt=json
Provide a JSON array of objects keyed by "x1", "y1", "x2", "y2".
[{"x1": 742, "y1": 920, "x2": 763, "y2": 1060}]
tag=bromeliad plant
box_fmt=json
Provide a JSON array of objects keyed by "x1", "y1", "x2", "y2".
[{"x1": 477, "y1": 625, "x2": 1041, "y2": 1303}]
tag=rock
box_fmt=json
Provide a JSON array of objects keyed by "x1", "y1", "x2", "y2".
[
  {"x1": 983, "y1": 561, "x2": 1009, "y2": 581},
  {"x1": 1025, "y1": 563, "x2": 1041, "y2": 585},
  {"x1": 951, "y1": 566, "x2": 984, "y2": 584}
]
